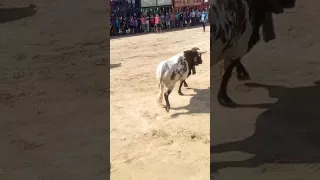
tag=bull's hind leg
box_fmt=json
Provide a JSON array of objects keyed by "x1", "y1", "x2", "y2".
[
  {"x1": 235, "y1": 58, "x2": 251, "y2": 81},
  {"x1": 218, "y1": 60, "x2": 237, "y2": 107},
  {"x1": 164, "y1": 89, "x2": 172, "y2": 112}
]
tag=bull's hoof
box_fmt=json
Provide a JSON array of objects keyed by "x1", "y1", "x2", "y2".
[
  {"x1": 165, "y1": 105, "x2": 170, "y2": 112},
  {"x1": 178, "y1": 91, "x2": 184, "y2": 96},
  {"x1": 218, "y1": 95, "x2": 237, "y2": 108},
  {"x1": 237, "y1": 74, "x2": 251, "y2": 81}
]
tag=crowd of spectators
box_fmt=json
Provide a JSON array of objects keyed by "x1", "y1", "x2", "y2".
[{"x1": 110, "y1": 6, "x2": 209, "y2": 36}]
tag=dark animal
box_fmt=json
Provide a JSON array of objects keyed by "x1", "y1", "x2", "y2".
[{"x1": 210, "y1": 0, "x2": 296, "y2": 107}]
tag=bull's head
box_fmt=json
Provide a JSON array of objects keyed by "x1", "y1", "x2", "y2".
[{"x1": 191, "y1": 47, "x2": 207, "y2": 66}]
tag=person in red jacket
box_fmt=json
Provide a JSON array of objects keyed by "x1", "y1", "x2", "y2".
[{"x1": 150, "y1": 14, "x2": 155, "y2": 32}]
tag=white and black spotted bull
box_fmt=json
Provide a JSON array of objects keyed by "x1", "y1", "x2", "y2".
[
  {"x1": 156, "y1": 48, "x2": 207, "y2": 112},
  {"x1": 210, "y1": 0, "x2": 296, "y2": 107}
]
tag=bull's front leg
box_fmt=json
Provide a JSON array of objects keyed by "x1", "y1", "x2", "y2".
[
  {"x1": 164, "y1": 89, "x2": 172, "y2": 112},
  {"x1": 218, "y1": 60, "x2": 237, "y2": 107},
  {"x1": 224, "y1": 58, "x2": 250, "y2": 81},
  {"x1": 178, "y1": 80, "x2": 185, "y2": 95},
  {"x1": 192, "y1": 65, "x2": 196, "y2": 75}
]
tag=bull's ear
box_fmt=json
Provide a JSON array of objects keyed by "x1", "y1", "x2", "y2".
[
  {"x1": 268, "y1": 0, "x2": 284, "y2": 14},
  {"x1": 191, "y1": 47, "x2": 200, "y2": 52}
]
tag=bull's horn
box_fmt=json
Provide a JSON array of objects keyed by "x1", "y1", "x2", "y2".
[{"x1": 198, "y1": 51, "x2": 207, "y2": 54}]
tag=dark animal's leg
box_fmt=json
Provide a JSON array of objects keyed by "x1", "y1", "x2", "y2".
[
  {"x1": 164, "y1": 89, "x2": 172, "y2": 112},
  {"x1": 235, "y1": 59, "x2": 251, "y2": 81},
  {"x1": 218, "y1": 61, "x2": 237, "y2": 107},
  {"x1": 178, "y1": 81, "x2": 184, "y2": 96},
  {"x1": 183, "y1": 80, "x2": 188, "y2": 87}
]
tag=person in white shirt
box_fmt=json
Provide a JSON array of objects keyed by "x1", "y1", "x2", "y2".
[
  {"x1": 190, "y1": 9, "x2": 196, "y2": 26},
  {"x1": 197, "y1": 10, "x2": 201, "y2": 24}
]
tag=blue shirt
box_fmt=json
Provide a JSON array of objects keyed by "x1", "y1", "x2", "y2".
[
  {"x1": 201, "y1": 12, "x2": 207, "y2": 22},
  {"x1": 115, "y1": 20, "x2": 120, "y2": 28}
]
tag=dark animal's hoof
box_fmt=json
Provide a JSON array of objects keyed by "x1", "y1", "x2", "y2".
[
  {"x1": 178, "y1": 91, "x2": 184, "y2": 96},
  {"x1": 237, "y1": 74, "x2": 251, "y2": 81},
  {"x1": 218, "y1": 95, "x2": 237, "y2": 108},
  {"x1": 165, "y1": 105, "x2": 170, "y2": 112}
]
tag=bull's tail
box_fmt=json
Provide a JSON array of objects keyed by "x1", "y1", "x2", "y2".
[
  {"x1": 157, "y1": 81, "x2": 165, "y2": 108},
  {"x1": 156, "y1": 62, "x2": 165, "y2": 107}
]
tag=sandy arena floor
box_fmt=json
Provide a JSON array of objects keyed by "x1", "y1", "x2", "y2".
[
  {"x1": 1, "y1": 0, "x2": 109, "y2": 179},
  {"x1": 110, "y1": 28, "x2": 210, "y2": 180}
]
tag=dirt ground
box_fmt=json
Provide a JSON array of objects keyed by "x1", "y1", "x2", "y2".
[
  {"x1": 110, "y1": 28, "x2": 210, "y2": 179},
  {"x1": 211, "y1": 0, "x2": 320, "y2": 179},
  {"x1": 2, "y1": 0, "x2": 320, "y2": 179},
  {"x1": 1, "y1": 0, "x2": 109, "y2": 179}
]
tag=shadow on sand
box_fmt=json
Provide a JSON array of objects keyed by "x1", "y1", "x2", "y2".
[
  {"x1": 0, "y1": 4, "x2": 37, "y2": 24},
  {"x1": 211, "y1": 81, "x2": 320, "y2": 173},
  {"x1": 170, "y1": 87, "x2": 210, "y2": 118},
  {"x1": 110, "y1": 63, "x2": 121, "y2": 69}
]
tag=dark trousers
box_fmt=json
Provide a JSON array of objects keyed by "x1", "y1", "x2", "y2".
[
  {"x1": 191, "y1": 17, "x2": 195, "y2": 26},
  {"x1": 202, "y1": 21, "x2": 206, "y2": 31}
]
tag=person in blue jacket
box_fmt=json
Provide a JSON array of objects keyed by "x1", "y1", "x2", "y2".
[{"x1": 201, "y1": 10, "x2": 208, "y2": 32}]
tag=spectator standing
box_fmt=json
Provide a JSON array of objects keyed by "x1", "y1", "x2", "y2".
[
  {"x1": 150, "y1": 14, "x2": 155, "y2": 32},
  {"x1": 196, "y1": 10, "x2": 202, "y2": 24},
  {"x1": 179, "y1": 11, "x2": 184, "y2": 27},
  {"x1": 201, "y1": 10, "x2": 208, "y2": 31},
  {"x1": 185, "y1": 11, "x2": 190, "y2": 27},
  {"x1": 170, "y1": 12, "x2": 175, "y2": 28},
  {"x1": 190, "y1": 9, "x2": 196, "y2": 26},
  {"x1": 134, "y1": 16, "x2": 139, "y2": 33},
  {"x1": 146, "y1": 14, "x2": 150, "y2": 32},
  {"x1": 119, "y1": 17, "x2": 124, "y2": 34},
  {"x1": 129, "y1": 16, "x2": 135, "y2": 33},
  {"x1": 175, "y1": 11, "x2": 180, "y2": 27},
  {"x1": 121, "y1": 17, "x2": 126, "y2": 34},
  {"x1": 160, "y1": 13, "x2": 165, "y2": 29},
  {"x1": 165, "y1": 12, "x2": 170, "y2": 30},
  {"x1": 115, "y1": 17, "x2": 120, "y2": 35},
  {"x1": 194, "y1": 8, "x2": 199, "y2": 23},
  {"x1": 155, "y1": 14, "x2": 161, "y2": 33},
  {"x1": 140, "y1": 15, "x2": 147, "y2": 32}
]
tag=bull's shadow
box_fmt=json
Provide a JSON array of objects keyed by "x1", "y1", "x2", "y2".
[
  {"x1": 211, "y1": 81, "x2": 320, "y2": 173},
  {"x1": 171, "y1": 88, "x2": 210, "y2": 117},
  {"x1": 0, "y1": 4, "x2": 37, "y2": 24}
]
